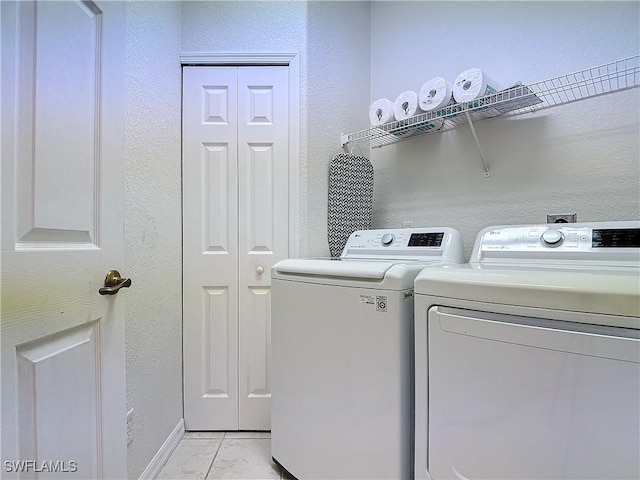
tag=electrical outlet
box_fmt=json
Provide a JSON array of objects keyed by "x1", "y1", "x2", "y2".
[
  {"x1": 126, "y1": 408, "x2": 134, "y2": 445},
  {"x1": 401, "y1": 220, "x2": 414, "y2": 228},
  {"x1": 547, "y1": 214, "x2": 577, "y2": 224}
]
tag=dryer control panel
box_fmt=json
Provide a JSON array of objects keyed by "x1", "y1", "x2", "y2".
[
  {"x1": 472, "y1": 221, "x2": 640, "y2": 266},
  {"x1": 342, "y1": 227, "x2": 465, "y2": 263}
]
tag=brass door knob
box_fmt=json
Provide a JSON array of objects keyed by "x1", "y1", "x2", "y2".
[{"x1": 99, "y1": 270, "x2": 132, "y2": 295}]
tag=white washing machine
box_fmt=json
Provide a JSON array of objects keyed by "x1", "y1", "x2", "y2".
[
  {"x1": 271, "y1": 227, "x2": 465, "y2": 480},
  {"x1": 414, "y1": 221, "x2": 640, "y2": 480}
]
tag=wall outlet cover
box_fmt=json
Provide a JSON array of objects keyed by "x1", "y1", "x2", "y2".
[{"x1": 547, "y1": 214, "x2": 577, "y2": 224}]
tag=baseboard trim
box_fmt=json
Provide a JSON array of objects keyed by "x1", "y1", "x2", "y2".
[{"x1": 138, "y1": 418, "x2": 185, "y2": 480}]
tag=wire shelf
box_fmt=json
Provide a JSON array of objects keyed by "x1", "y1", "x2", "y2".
[{"x1": 342, "y1": 55, "x2": 640, "y2": 149}]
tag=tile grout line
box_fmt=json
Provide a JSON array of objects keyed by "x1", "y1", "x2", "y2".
[{"x1": 203, "y1": 432, "x2": 226, "y2": 480}]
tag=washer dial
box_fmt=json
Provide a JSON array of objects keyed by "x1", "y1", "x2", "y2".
[
  {"x1": 541, "y1": 229, "x2": 564, "y2": 247},
  {"x1": 381, "y1": 233, "x2": 395, "y2": 246}
]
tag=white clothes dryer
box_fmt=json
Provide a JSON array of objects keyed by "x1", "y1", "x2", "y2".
[
  {"x1": 271, "y1": 227, "x2": 465, "y2": 480},
  {"x1": 414, "y1": 221, "x2": 640, "y2": 480}
]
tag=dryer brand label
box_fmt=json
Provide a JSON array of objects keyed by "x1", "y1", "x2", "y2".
[
  {"x1": 376, "y1": 296, "x2": 387, "y2": 312},
  {"x1": 360, "y1": 295, "x2": 375, "y2": 305}
]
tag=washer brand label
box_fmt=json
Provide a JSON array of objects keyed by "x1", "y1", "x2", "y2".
[
  {"x1": 376, "y1": 296, "x2": 387, "y2": 312},
  {"x1": 360, "y1": 295, "x2": 375, "y2": 305}
]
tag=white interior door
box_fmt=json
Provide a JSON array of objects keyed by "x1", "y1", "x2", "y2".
[
  {"x1": 1, "y1": 1, "x2": 127, "y2": 478},
  {"x1": 237, "y1": 67, "x2": 289, "y2": 429},
  {"x1": 183, "y1": 66, "x2": 289, "y2": 430},
  {"x1": 183, "y1": 67, "x2": 239, "y2": 430}
]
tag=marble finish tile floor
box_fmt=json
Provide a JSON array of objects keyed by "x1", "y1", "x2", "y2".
[{"x1": 157, "y1": 431, "x2": 294, "y2": 480}]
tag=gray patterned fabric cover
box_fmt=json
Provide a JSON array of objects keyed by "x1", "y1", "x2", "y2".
[{"x1": 327, "y1": 153, "x2": 374, "y2": 258}]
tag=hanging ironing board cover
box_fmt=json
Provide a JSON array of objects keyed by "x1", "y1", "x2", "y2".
[{"x1": 327, "y1": 153, "x2": 374, "y2": 258}]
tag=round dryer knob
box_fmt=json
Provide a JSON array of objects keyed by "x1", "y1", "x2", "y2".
[
  {"x1": 541, "y1": 229, "x2": 564, "y2": 247},
  {"x1": 381, "y1": 233, "x2": 395, "y2": 246}
]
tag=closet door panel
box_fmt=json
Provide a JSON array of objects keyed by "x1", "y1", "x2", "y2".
[
  {"x1": 183, "y1": 65, "x2": 290, "y2": 430},
  {"x1": 183, "y1": 66, "x2": 239, "y2": 430},
  {"x1": 238, "y1": 66, "x2": 289, "y2": 429}
]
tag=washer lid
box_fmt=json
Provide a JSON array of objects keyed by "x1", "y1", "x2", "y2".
[
  {"x1": 415, "y1": 264, "x2": 640, "y2": 319},
  {"x1": 274, "y1": 258, "x2": 395, "y2": 280}
]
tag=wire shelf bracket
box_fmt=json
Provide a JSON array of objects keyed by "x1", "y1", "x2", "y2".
[{"x1": 464, "y1": 111, "x2": 490, "y2": 177}]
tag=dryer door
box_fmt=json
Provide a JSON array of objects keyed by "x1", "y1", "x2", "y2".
[{"x1": 426, "y1": 306, "x2": 640, "y2": 480}]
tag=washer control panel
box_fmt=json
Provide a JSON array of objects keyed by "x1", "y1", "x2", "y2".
[
  {"x1": 345, "y1": 229, "x2": 444, "y2": 250},
  {"x1": 473, "y1": 221, "x2": 640, "y2": 264},
  {"x1": 342, "y1": 227, "x2": 465, "y2": 262}
]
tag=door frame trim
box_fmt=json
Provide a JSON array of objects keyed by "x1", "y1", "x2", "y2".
[{"x1": 180, "y1": 52, "x2": 300, "y2": 257}]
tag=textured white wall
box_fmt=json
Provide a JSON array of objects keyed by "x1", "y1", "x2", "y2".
[
  {"x1": 306, "y1": 1, "x2": 371, "y2": 256},
  {"x1": 181, "y1": 0, "x2": 370, "y2": 257},
  {"x1": 124, "y1": 2, "x2": 183, "y2": 478},
  {"x1": 369, "y1": 1, "x2": 640, "y2": 257}
]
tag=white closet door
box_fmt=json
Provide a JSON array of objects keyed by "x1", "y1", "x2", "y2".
[
  {"x1": 237, "y1": 66, "x2": 289, "y2": 429},
  {"x1": 183, "y1": 67, "x2": 239, "y2": 430},
  {"x1": 1, "y1": 1, "x2": 127, "y2": 477},
  {"x1": 183, "y1": 65, "x2": 289, "y2": 430}
]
